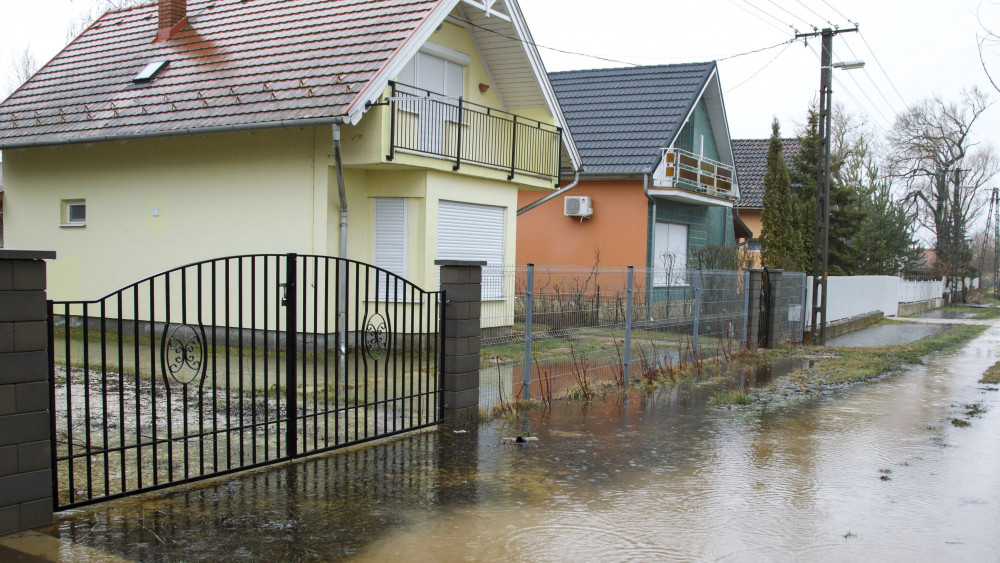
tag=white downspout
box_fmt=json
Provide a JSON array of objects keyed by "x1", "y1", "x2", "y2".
[{"x1": 333, "y1": 124, "x2": 348, "y2": 354}]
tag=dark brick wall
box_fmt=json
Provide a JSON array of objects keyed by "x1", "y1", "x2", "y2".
[
  {"x1": 435, "y1": 260, "x2": 484, "y2": 426},
  {"x1": 0, "y1": 251, "x2": 55, "y2": 537}
]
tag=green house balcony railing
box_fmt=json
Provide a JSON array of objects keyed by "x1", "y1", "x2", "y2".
[
  {"x1": 660, "y1": 148, "x2": 736, "y2": 200},
  {"x1": 385, "y1": 81, "x2": 562, "y2": 183}
]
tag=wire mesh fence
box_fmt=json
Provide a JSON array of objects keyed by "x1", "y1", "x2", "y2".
[{"x1": 479, "y1": 265, "x2": 807, "y2": 413}]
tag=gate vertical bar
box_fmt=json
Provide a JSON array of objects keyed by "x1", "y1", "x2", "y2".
[
  {"x1": 522, "y1": 264, "x2": 534, "y2": 401},
  {"x1": 285, "y1": 253, "x2": 298, "y2": 457},
  {"x1": 624, "y1": 266, "x2": 633, "y2": 385},
  {"x1": 47, "y1": 300, "x2": 58, "y2": 510},
  {"x1": 693, "y1": 268, "x2": 702, "y2": 359}
]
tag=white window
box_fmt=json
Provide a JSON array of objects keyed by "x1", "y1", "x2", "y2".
[
  {"x1": 653, "y1": 222, "x2": 688, "y2": 286},
  {"x1": 373, "y1": 197, "x2": 408, "y2": 300},
  {"x1": 61, "y1": 199, "x2": 86, "y2": 227},
  {"x1": 437, "y1": 200, "x2": 505, "y2": 300},
  {"x1": 397, "y1": 46, "x2": 467, "y2": 155}
]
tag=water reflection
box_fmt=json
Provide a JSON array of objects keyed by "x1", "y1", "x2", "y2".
[{"x1": 39, "y1": 327, "x2": 1000, "y2": 561}]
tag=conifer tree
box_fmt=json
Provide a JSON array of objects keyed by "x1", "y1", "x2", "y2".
[{"x1": 760, "y1": 119, "x2": 801, "y2": 270}]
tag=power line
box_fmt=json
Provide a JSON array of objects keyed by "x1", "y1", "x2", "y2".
[
  {"x1": 738, "y1": 0, "x2": 799, "y2": 34},
  {"x1": 819, "y1": 0, "x2": 856, "y2": 25},
  {"x1": 795, "y1": 0, "x2": 836, "y2": 28},
  {"x1": 763, "y1": 0, "x2": 816, "y2": 32},
  {"x1": 725, "y1": 40, "x2": 794, "y2": 92},
  {"x1": 858, "y1": 30, "x2": 910, "y2": 109},
  {"x1": 805, "y1": 44, "x2": 891, "y2": 131},
  {"x1": 839, "y1": 37, "x2": 905, "y2": 116},
  {"x1": 450, "y1": 14, "x2": 793, "y2": 69},
  {"x1": 725, "y1": 0, "x2": 792, "y2": 36}
]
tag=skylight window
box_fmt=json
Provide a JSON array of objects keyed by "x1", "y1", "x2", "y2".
[{"x1": 133, "y1": 60, "x2": 169, "y2": 83}]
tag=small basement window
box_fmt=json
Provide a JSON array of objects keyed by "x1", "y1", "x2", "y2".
[{"x1": 61, "y1": 199, "x2": 86, "y2": 227}]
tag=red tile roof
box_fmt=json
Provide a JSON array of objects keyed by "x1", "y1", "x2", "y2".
[{"x1": 0, "y1": 0, "x2": 442, "y2": 148}]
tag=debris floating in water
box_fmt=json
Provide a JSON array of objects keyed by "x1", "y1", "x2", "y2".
[{"x1": 502, "y1": 436, "x2": 538, "y2": 444}]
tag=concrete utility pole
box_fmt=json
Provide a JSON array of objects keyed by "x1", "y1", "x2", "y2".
[{"x1": 795, "y1": 26, "x2": 859, "y2": 345}]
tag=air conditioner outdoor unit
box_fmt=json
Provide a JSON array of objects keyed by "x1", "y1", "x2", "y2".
[{"x1": 564, "y1": 196, "x2": 593, "y2": 218}]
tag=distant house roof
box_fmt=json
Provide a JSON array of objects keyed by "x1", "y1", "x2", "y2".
[
  {"x1": 549, "y1": 62, "x2": 719, "y2": 176},
  {"x1": 732, "y1": 138, "x2": 802, "y2": 209},
  {"x1": 0, "y1": 0, "x2": 581, "y2": 169}
]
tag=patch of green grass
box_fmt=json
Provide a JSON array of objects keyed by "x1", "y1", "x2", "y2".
[
  {"x1": 950, "y1": 418, "x2": 971, "y2": 428},
  {"x1": 939, "y1": 305, "x2": 999, "y2": 319},
  {"x1": 980, "y1": 361, "x2": 1000, "y2": 384},
  {"x1": 712, "y1": 389, "x2": 753, "y2": 406},
  {"x1": 810, "y1": 325, "x2": 988, "y2": 385}
]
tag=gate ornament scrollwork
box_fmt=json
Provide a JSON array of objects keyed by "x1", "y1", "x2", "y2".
[
  {"x1": 162, "y1": 323, "x2": 206, "y2": 385},
  {"x1": 364, "y1": 314, "x2": 389, "y2": 360}
]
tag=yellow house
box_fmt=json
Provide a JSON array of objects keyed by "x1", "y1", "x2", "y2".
[{"x1": 0, "y1": 0, "x2": 581, "y2": 304}]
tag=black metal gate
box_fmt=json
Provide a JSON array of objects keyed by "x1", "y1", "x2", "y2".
[
  {"x1": 47, "y1": 254, "x2": 444, "y2": 510},
  {"x1": 758, "y1": 268, "x2": 773, "y2": 348}
]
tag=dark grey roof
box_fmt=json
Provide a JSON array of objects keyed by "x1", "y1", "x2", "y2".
[
  {"x1": 548, "y1": 62, "x2": 715, "y2": 175},
  {"x1": 732, "y1": 138, "x2": 802, "y2": 209}
]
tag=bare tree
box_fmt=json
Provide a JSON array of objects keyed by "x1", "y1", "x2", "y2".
[
  {"x1": 68, "y1": 0, "x2": 148, "y2": 41},
  {"x1": 978, "y1": 1, "x2": 1000, "y2": 94},
  {"x1": 889, "y1": 87, "x2": 998, "y2": 295},
  {"x1": 3, "y1": 45, "x2": 38, "y2": 99}
]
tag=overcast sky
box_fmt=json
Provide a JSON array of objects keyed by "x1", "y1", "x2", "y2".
[{"x1": 1, "y1": 0, "x2": 999, "y2": 148}]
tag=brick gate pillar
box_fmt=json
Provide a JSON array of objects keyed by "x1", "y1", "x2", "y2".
[
  {"x1": 0, "y1": 250, "x2": 56, "y2": 536},
  {"x1": 435, "y1": 260, "x2": 485, "y2": 426},
  {"x1": 747, "y1": 269, "x2": 762, "y2": 348}
]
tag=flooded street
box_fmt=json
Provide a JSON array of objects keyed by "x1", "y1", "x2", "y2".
[{"x1": 23, "y1": 323, "x2": 1000, "y2": 561}]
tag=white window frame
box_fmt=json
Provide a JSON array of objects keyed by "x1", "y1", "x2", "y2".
[
  {"x1": 61, "y1": 199, "x2": 87, "y2": 227},
  {"x1": 653, "y1": 222, "x2": 688, "y2": 287}
]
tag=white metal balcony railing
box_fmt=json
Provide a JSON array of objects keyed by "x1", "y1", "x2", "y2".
[{"x1": 660, "y1": 148, "x2": 735, "y2": 200}]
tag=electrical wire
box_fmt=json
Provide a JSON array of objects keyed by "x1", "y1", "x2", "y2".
[
  {"x1": 806, "y1": 44, "x2": 891, "y2": 131},
  {"x1": 839, "y1": 37, "x2": 905, "y2": 116},
  {"x1": 449, "y1": 14, "x2": 794, "y2": 69},
  {"x1": 819, "y1": 0, "x2": 855, "y2": 25},
  {"x1": 737, "y1": 0, "x2": 799, "y2": 34},
  {"x1": 726, "y1": 0, "x2": 792, "y2": 36},
  {"x1": 763, "y1": 0, "x2": 816, "y2": 31},
  {"x1": 858, "y1": 30, "x2": 910, "y2": 109},
  {"x1": 725, "y1": 40, "x2": 794, "y2": 92},
  {"x1": 795, "y1": 0, "x2": 836, "y2": 28}
]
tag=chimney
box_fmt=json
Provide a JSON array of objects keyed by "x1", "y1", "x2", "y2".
[{"x1": 155, "y1": 0, "x2": 187, "y2": 42}]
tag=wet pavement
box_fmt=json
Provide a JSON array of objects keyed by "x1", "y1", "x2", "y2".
[
  {"x1": 4, "y1": 320, "x2": 1000, "y2": 561},
  {"x1": 825, "y1": 322, "x2": 949, "y2": 347}
]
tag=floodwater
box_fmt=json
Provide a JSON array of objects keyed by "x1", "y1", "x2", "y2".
[
  {"x1": 20, "y1": 324, "x2": 1000, "y2": 561},
  {"x1": 916, "y1": 310, "x2": 978, "y2": 320},
  {"x1": 825, "y1": 322, "x2": 949, "y2": 347}
]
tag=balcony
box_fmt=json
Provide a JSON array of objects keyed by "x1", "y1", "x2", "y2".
[
  {"x1": 653, "y1": 148, "x2": 736, "y2": 203},
  {"x1": 384, "y1": 82, "x2": 562, "y2": 182}
]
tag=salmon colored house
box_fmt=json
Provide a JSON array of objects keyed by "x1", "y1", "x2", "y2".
[{"x1": 517, "y1": 62, "x2": 744, "y2": 278}]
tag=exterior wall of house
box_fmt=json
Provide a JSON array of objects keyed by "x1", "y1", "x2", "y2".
[
  {"x1": 674, "y1": 100, "x2": 720, "y2": 160},
  {"x1": 516, "y1": 179, "x2": 649, "y2": 268},
  {"x1": 2, "y1": 127, "x2": 329, "y2": 300}
]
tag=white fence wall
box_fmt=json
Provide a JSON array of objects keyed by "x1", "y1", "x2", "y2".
[{"x1": 804, "y1": 276, "x2": 945, "y2": 327}]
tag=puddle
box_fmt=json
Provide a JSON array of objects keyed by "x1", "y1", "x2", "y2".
[
  {"x1": 25, "y1": 325, "x2": 1000, "y2": 561},
  {"x1": 826, "y1": 323, "x2": 950, "y2": 347},
  {"x1": 915, "y1": 310, "x2": 978, "y2": 320}
]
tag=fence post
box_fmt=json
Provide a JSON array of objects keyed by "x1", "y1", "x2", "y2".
[
  {"x1": 0, "y1": 250, "x2": 56, "y2": 535},
  {"x1": 748, "y1": 269, "x2": 763, "y2": 347},
  {"x1": 693, "y1": 268, "x2": 702, "y2": 358},
  {"x1": 624, "y1": 266, "x2": 633, "y2": 385},
  {"x1": 742, "y1": 269, "x2": 750, "y2": 347},
  {"x1": 436, "y1": 260, "x2": 485, "y2": 426},
  {"x1": 800, "y1": 275, "x2": 808, "y2": 343},
  {"x1": 766, "y1": 270, "x2": 784, "y2": 346},
  {"x1": 284, "y1": 253, "x2": 298, "y2": 458},
  {"x1": 522, "y1": 264, "x2": 534, "y2": 402}
]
